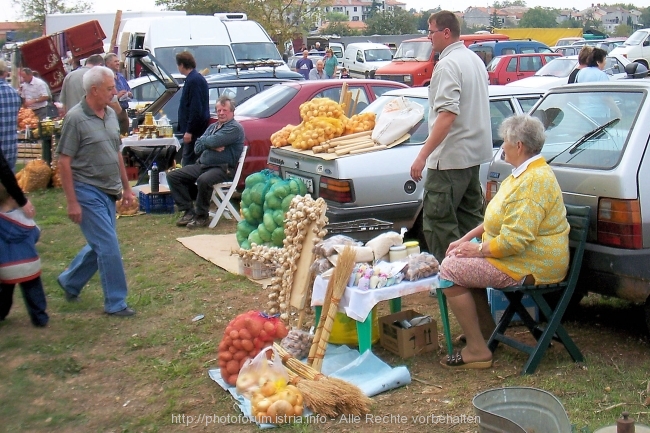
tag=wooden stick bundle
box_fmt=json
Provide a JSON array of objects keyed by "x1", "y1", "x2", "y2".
[
  {"x1": 335, "y1": 141, "x2": 377, "y2": 155},
  {"x1": 311, "y1": 246, "x2": 357, "y2": 371}
]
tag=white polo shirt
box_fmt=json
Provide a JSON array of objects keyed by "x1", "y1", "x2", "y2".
[{"x1": 20, "y1": 76, "x2": 49, "y2": 110}]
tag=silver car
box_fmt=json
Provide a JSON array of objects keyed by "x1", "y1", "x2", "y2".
[
  {"x1": 267, "y1": 85, "x2": 544, "y2": 242},
  {"x1": 485, "y1": 81, "x2": 650, "y2": 332}
]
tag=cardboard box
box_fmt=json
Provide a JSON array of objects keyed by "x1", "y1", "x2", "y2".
[
  {"x1": 379, "y1": 310, "x2": 438, "y2": 358},
  {"x1": 488, "y1": 288, "x2": 539, "y2": 324}
]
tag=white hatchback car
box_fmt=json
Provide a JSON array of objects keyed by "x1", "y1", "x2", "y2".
[{"x1": 508, "y1": 54, "x2": 630, "y2": 90}]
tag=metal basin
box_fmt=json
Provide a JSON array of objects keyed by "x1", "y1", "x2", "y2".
[{"x1": 473, "y1": 387, "x2": 572, "y2": 433}]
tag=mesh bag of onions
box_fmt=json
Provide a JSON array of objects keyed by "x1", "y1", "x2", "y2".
[{"x1": 218, "y1": 310, "x2": 288, "y2": 386}]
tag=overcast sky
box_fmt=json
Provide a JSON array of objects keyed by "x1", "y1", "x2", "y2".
[{"x1": 1, "y1": 0, "x2": 648, "y2": 23}]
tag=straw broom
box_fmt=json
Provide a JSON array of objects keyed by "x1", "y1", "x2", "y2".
[
  {"x1": 311, "y1": 246, "x2": 357, "y2": 372},
  {"x1": 286, "y1": 370, "x2": 339, "y2": 418},
  {"x1": 275, "y1": 343, "x2": 373, "y2": 416},
  {"x1": 307, "y1": 270, "x2": 335, "y2": 366}
]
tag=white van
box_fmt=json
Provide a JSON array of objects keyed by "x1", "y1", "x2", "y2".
[
  {"x1": 611, "y1": 28, "x2": 650, "y2": 68},
  {"x1": 119, "y1": 14, "x2": 287, "y2": 79},
  {"x1": 342, "y1": 42, "x2": 393, "y2": 78}
]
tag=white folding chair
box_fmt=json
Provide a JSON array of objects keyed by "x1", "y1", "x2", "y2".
[{"x1": 208, "y1": 146, "x2": 248, "y2": 228}]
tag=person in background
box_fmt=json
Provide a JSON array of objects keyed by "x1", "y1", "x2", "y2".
[
  {"x1": 567, "y1": 46, "x2": 593, "y2": 84},
  {"x1": 0, "y1": 182, "x2": 48, "y2": 327},
  {"x1": 0, "y1": 59, "x2": 21, "y2": 170},
  {"x1": 409, "y1": 11, "x2": 495, "y2": 340},
  {"x1": 294, "y1": 50, "x2": 314, "y2": 80},
  {"x1": 176, "y1": 51, "x2": 210, "y2": 166},
  {"x1": 168, "y1": 96, "x2": 244, "y2": 229},
  {"x1": 309, "y1": 60, "x2": 328, "y2": 80},
  {"x1": 60, "y1": 54, "x2": 105, "y2": 115},
  {"x1": 323, "y1": 48, "x2": 338, "y2": 79},
  {"x1": 56, "y1": 66, "x2": 137, "y2": 317},
  {"x1": 19, "y1": 68, "x2": 50, "y2": 120},
  {"x1": 576, "y1": 47, "x2": 609, "y2": 83},
  {"x1": 105, "y1": 53, "x2": 132, "y2": 112},
  {"x1": 339, "y1": 67, "x2": 350, "y2": 79},
  {"x1": 439, "y1": 115, "x2": 569, "y2": 369}
]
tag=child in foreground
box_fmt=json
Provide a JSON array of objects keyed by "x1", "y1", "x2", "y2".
[{"x1": 0, "y1": 184, "x2": 48, "y2": 327}]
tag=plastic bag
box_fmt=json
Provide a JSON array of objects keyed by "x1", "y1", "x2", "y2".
[
  {"x1": 371, "y1": 96, "x2": 425, "y2": 146},
  {"x1": 236, "y1": 346, "x2": 289, "y2": 399},
  {"x1": 312, "y1": 234, "x2": 361, "y2": 257},
  {"x1": 404, "y1": 253, "x2": 440, "y2": 281},
  {"x1": 365, "y1": 231, "x2": 403, "y2": 262},
  {"x1": 280, "y1": 328, "x2": 313, "y2": 360}
]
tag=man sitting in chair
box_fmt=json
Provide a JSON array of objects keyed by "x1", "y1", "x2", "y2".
[{"x1": 168, "y1": 96, "x2": 244, "y2": 229}]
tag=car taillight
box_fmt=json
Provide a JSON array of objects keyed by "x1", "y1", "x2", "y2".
[
  {"x1": 319, "y1": 177, "x2": 354, "y2": 203},
  {"x1": 597, "y1": 198, "x2": 642, "y2": 249},
  {"x1": 485, "y1": 181, "x2": 499, "y2": 203}
]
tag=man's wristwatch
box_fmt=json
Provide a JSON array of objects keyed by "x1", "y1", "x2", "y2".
[{"x1": 478, "y1": 242, "x2": 483, "y2": 257}]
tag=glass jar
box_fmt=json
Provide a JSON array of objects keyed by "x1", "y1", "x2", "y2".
[
  {"x1": 403, "y1": 241, "x2": 420, "y2": 257},
  {"x1": 389, "y1": 245, "x2": 408, "y2": 262}
]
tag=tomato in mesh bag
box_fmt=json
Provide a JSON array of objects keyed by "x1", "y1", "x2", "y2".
[{"x1": 217, "y1": 311, "x2": 289, "y2": 385}]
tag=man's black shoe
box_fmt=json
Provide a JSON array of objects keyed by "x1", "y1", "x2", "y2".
[
  {"x1": 187, "y1": 216, "x2": 209, "y2": 229},
  {"x1": 176, "y1": 210, "x2": 195, "y2": 227},
  {"x1": 107, "y1": 307, "x2": 136, "y2": 317}
]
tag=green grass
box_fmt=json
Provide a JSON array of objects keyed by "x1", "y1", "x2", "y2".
[{"x1": 1, "y1": 187, "x2": 649, "y2": 433}]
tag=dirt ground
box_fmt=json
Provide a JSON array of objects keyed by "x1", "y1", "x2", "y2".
[{"x1": 2, "y1": 207, "x2": 650, "y2": 433}]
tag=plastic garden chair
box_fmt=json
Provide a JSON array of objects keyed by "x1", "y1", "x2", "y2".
[{"x1": 208, "y1": 146, "x2": 247, "y2": 228}]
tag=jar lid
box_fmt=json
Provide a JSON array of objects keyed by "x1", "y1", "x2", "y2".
[
  {"x1": 390, "y1": 245, "x2": 406, "y2": 251},
  {"x1": 403, "y1": 241, "x2": 419, "y2": 248}
]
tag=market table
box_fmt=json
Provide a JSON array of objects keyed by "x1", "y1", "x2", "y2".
[
  {"x1": 120, "y1": 137, "x2": 180, "y2": 185},
  {"x1": 311, "y1": 274, "x2": 440, "y2": 353}
]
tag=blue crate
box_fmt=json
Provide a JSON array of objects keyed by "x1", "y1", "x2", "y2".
[
  {"x1": 139, "y1": 191, "x2": 175, "y2": 214},
  {"x1": 488, "y1": 287, "x2": 539, "y2": 324}
]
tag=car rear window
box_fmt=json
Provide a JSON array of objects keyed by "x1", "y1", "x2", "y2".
[
  {"x1": 534, "y1": 58, "x2": 576, "y2": 77},
  {"x1": 533, "y1": 90, "x2": 645, "y2": 169},
  {"x1": 486, "y1": 56, "x2": 502, "y2": 72},
  {"x1": 235, "y1": 84, "x2": 298, "y2": 118}
]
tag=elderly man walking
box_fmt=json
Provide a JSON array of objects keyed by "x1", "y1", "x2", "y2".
[{"x1": 56, "y1": 66, "x2": 137, "y2": 317}]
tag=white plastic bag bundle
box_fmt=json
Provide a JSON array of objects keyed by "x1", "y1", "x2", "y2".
[{"x1": 371, "y1": 96, "x2": 425, "y2": 146}]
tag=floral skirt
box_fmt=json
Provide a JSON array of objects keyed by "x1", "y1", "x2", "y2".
[{"x1": 440, "y1": 256, "x2": 523, "y2": 289}]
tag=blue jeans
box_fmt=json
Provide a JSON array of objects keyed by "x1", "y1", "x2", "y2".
[{"x1": 58, "y1": 182, "x2": 129, "y2": 313}]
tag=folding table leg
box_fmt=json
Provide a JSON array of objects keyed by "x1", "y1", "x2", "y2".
[
  {"x1": 436, "y1": 290, "x2": 454, "y2": 356},
  {"x1": 355, "y1": 311, "x2": 373, "y2": 354},
  {"x1": 389, "y1": 297, "x2": 401, "y2": 313}
]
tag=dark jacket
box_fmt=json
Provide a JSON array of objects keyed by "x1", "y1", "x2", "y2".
[
  {"x1": 0, "y1": 151, "x2": 27, "y2": 207},
  {"x1": 0, "y1": 210, "x2": 41, "y2": 284},
  {"x1": 177, "y1": 69, "x2": 210, "y2": 138},
  {"x1": 194, "y1": 119, "x2": 245, "y2": 168}
]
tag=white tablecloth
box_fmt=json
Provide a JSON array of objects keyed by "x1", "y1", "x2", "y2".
[
  {"x1": 311, "y1": 274, "x2": 440, "y2": 322},
  {"x1": 120, "y1": 136, "x2": 181, "y2": 151}
]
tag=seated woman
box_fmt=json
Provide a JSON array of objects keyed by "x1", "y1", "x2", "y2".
[{"x1": 439, "y1": 115, "x2": 569, "y2": 370}]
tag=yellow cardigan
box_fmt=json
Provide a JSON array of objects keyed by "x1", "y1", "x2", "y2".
[{"x1": 484, "y1": 158, "x2": 569, "y2": 285}]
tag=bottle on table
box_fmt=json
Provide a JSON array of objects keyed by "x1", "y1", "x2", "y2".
[{"x1": 150, "y1": 162, "x2": 159, "y2": 193}]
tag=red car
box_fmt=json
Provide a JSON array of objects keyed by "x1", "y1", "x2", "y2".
[
  {"x1": 234, "y1": 79, "x2": 409, "y2": 187},
  {"x1": 487, "y1": 53, "x2": 561, "y2": 85}
]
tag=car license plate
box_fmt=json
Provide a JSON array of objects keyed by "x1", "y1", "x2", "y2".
[{"x1": 286, "y1": 173, "x2": 313, "y2": 194}]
